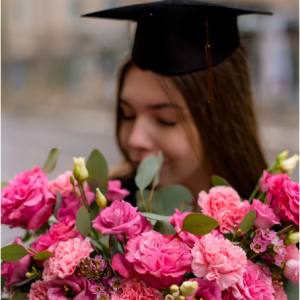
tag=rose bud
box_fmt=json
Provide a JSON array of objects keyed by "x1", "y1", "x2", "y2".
[
  {"x1": 73, "y1": 157, "x2": 89, "y2": 183},
  {"x1": 285, "y1": 231, "x2": 299, "y2": 245},
  {"x1": 279, "y1": 154, "x2": 299, "y2": 175},
  {"x1": 95, "y1": 188, "x2": 107, "y2": 210},
  {"x1": 180, "y1": 281, "x2": 198, "y2": 296}
]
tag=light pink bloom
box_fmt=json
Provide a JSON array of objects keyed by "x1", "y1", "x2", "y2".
[
  {"x1": 191, "y1": 233, "x2": 247, "y2": 290},
  {"x1": 27, "y1": 280, "x2": 48, "y2": 300},
  {"x1": 92, "y1": 200, "x2": 152, "y2": 243},
  {"x1": 283, "y1": 259, "x2": 299, "y2": 284},
  {"x1": 244, "y1": 199, "x2": 280, "y2": 229},
  {"x1": 267, "y1": 174, "x2": 299, "y2": 225},
  {"x1": 285, "y1": 244, "x2": 299, "y2": 261},
  {"x1": 228, "y1": 260, "x2": 275, "y2": 300},
  {"x1": 106, "y1": 180, "x2": 130, "y2": 202},
  {"x1": 111, "y1": 278, "x2": 163, "y2": 300},
  {"x1": 1, "y1": 166, "x2": 56, "y2": 229},
  {"x1": 1, "y1": 237, "x2": 31, "y2": 287},
  {"x1": 168, "y1": 209, "x2": 201, "y2": 247},
  {"x1": 259, "y1": 170, "x2": 272, "y2": 193},
  {"x1": 211, "y1": 228, "x2": 225, "y2": 239},
  {"x1": 185, "y1": 278, "x2": 222, "y2": 300},
  {"x1": 42, "y1": 237, "x2": 93, "y2": 282},
  {"x1": 198, "y1": 186, "x2": 246, "y2": 233},
  {"x1": 273, "y1": 284, "x2": 288, "y2": 300},
  {"x1": 112, "y1": 231, "x2": 192, "y2": 289},
  {"x1": 48, "y1": 171, "x2": 74, "y2": 197}
]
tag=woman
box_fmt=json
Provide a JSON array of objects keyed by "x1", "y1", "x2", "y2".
[{"x1": 83, "y1": 0, "x2": 271, "y2": 209}]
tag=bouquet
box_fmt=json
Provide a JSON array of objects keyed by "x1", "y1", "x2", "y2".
[{"x1": 1, "y1": 148, "x2": 299, "y2": 300}]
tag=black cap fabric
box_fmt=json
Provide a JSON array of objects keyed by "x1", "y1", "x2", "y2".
[{"x1": 82, "y1": 0, "x2": 272, "y2": 76}]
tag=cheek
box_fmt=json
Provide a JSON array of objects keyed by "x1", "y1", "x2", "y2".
[{"x1": 118, "y1": 122, "x2": 132, "y2": 150}]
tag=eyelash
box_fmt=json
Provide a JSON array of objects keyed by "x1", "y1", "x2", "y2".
[{"x1": 121, "y1": 114, "x2": 176, "y2": 127}]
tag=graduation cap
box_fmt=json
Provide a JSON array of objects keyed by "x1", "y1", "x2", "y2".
[{"x1": 82, "y1": 0, "x2": 272, "y2": 102}]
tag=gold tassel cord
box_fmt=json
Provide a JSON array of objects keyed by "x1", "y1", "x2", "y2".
[{"x1": 206, "y1": 19, "x2": 214, "y2": 103}]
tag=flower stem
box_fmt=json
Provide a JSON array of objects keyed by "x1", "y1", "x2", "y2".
[
  {"x1": 140, "y1": 190, "x2": 148, "y2": 212},
  {"x1": 148, "y1": 184, "x2": 155, "y2": 213}
]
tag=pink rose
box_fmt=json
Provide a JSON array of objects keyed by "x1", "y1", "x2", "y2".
[
  {"x1": 48, "y1": 171, "x2": 74, "y2": 197},
  {"x1": 42, "y1": 237, "x2": 93, "y2": 282},
  {"x1": 259, "y1": 170, "x2": 272, "y2": 193},
  {"x1": 228, "y1": 260, "x2": 275, "y2": 300},
  {"x1": 285, "y1": 244, "x2": 299, "y2": 261},
  {"x1": 273, "y1": 284, "x2": 288, "y2": 300},
  {"x1": 106, "y1": 180, "x2": 130, "y2": 202},
  {"x1": 1, "y1": 237, "x2": 32, "y2": 287},
  {"x1": 111, "y1": 278, "x2": 163, "y2": 300},
  {"x1": 267, "y1": 174, "x2": 299, "y2": 225},
  {"x1": 284, "y1": 259, "x2": 299, "y2": 284},
  {"x1": 185, "y1": 278, "x2": 222, "y2": 300},
  {"x1": 27, "y1": 280, "x2": 48, "y2": 300},
  {"x1": 92, "y1": 200, "x2": 152, "y2": 243},
  {"x1": 244, "y1": 199, "x2": 280, "y2": 229},
  {"x1": 112, "y1": 231, "x2": 192, "y2": 289},
  {"x1": 168, "y1": 209, "x2": 201, "y2": 247},
  {"x1": 198, "y1": 186, "x2": 246, "y2": 233},
  {"x1": 191, "y1": 233, "x2": 247, "y2": 290},
  {"x1": 1, "y1": 166, "x2": 56, "y2": 229}
]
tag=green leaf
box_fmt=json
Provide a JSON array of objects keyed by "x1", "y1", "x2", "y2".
[
  {"x1": 22, "y1": 231, "x2": 31, "y2": 243},
  {"x1": 141, "y1": 212, "x2": 171, "y2": 221},
  {"x1": 76, "y1": 207, "x2": 91, "y2": 237},
  {"x1": 239, "y1": 210, "x2": 256, "y2": 234},
  {"x1": 13, "y1": 294, "x2": 28, "y2": 300},
  {"x1": 224, "y1": 232, "x2": 234, "y2": 240},
  {"x1": 11, "y1": 277, "x2": 34, "y2": 287},
  {"x1": 90, "y1": 202, "x2": 100, "y2": 221},
  {"x1": 135, "y1": 155, "x2": 159, "y2": 191},
  {"x1": 54, "y1": 189, "x2": 63, "y2": 218},
  {"x1": 182, "y1": 213, "x2": 219, "y2": 236},
  {"x1": 276, "y1": 224, "x2": 296, "y2": 236},
  {"x1": 153, "y1": 220, "x2": 176, "y2": 235},
  {"x1": 43, "y1": 148, "x2": 62, "y2": 174},
  {"x1": 1, "y1": 182, "x2": 7, "y2": 189},
  {"x1": 34, "y1": 251, "x2": 52, "y2": 260},
  {"x1": 211, "y1": 175, "x2": 231, "y2": 187},
  {"x1": 1, "y1": 244, "x2": 29, "y2": 262},
  {"x1": 86, "y1": 149, "x2": 109, "y2": 194},
  {"x1": 109, "y1": 235, "x2": 123, "y2": 259},
  {"x1": 153, "y1": 151, "x2": 163, "y2": 188}
]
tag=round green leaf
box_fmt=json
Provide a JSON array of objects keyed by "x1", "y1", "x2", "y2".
[
  {"x1": 43, "y1": 148, "x2": 62, "y2": 174},
  {"x1": 76, "y1": 207, "x2": 91, "y2": 237},
  {"x1": 211, "y1": 175, "x2": 231, "y2": 187},
  {"x1": 153, "y1": 151, "x2": 163, "y2": 188},
  {"x1": 1, "y1": 244, "x2": 29, "y2": 262},
  {"x1": 182, "y1": 213, "x2": 219, "y2": 236},
  {"x1": 54, "y1": 189, "x2": 63, "y2": 218},
  {"x1": 34, "y1": 251, "x2": 52, "y2": 260},
  {"x1": 153, "y1": 220, "x2": 176, "y2": 235},
  {"x1": 239, "y1": 210, "x2": 256, "y2": 234},
  {"x1": 141, "y1": 212, "x2": 171, "y2": 221}
]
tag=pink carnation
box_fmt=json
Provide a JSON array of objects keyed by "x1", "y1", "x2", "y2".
[
  {"x1": 27, "y1": 280, "x2": 48, "y2": 300},
  {"x1": 259, "y1": 171, "x2": 272, "y2": 193},
  {"x1": 273, "y1": 285, "x2": 288, "y2": 300},
  {"x1": 42, "y1": 237, "x2": 93, "y2": 282},
  {"x1": 168, "y1": 209, "x2": 201, "y2": 247},
  {"x1": 198, "y1": 186, "x2": 246, "y2": 233},
  {"x1": 1, "y1": 166, "x2": 56, "y2": 229},
  {"x1": 191, "y1": 233, "x2": 247, "y2": 290},
  {"x1": 244, "y1": 199, "x2": 280, "y2": 229},
  {"x1": 48, "y1": 171, "x2": 74, "y2": 197},
  {"x1": 228, "y1": 260, "x2": 275, "y2": 300},
  {"x1": 106, "y1": 180, "x2": 130, "y2": 202},
  {"x1": 92, "y1": 200, "x2": 152, "y2": 243},
  {"x1": 111, "y1": 278, "x2": 163, "y2": 300}
]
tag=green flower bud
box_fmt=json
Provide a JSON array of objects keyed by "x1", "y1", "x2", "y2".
[
  {"x1": 177, "y1": 296, "x2": 186, "y2": 300},
  {"x1": 276, "y1": 150, "x2": 289, "y2": 165},
  {"x1": 170, "y1": 285, "x2": 179, "y2": 294},
  {"x1": 73, "y1": 157, "x2": 89, "y2": 183},
  {"x1": 180, "y1": 281, "x2": 198, "y2": 296},
  {"x1": 279, "y1": 154, "x2": 299, "y2": 175},
  {"x1": 95, "y1": 188, "x2": 107, "y2": 209},
  {"x1": 285, "y1": 231, "x2": 299, "y2": 245}
]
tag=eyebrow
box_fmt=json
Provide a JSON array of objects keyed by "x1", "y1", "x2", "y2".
[{"x1": 120, "y1": 98, "x2": 179, "y2": 110}]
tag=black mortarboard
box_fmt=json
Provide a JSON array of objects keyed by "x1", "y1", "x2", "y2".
[{"x1": 82, "y1": 0, "x2": 272, "y2": 76}]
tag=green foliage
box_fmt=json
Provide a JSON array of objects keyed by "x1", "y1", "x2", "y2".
[
  {"x1": 13, "y1": 294, "x2": 29, "y2": 300},
  {"x1": 109, "y1": 235, "x2": 123, "y2": 259},
  {"x1": 54, "y1": 189, "x2": 63, "y2": 218},
  {"x1": 11, "y1": 277, "x2": 34, "y2": 287},
  {"x1": 90, "y1": 202, "x2": 100, "y2": 221},
  {"x1": 76, "y1": 207, "x2": 91, "y2": 237},
  {"x1": 153, "y1": 151, "x2": 163, "y2": 188},
  {"x1": 141, "y1": 213, "x2": 171, "y2": 221},
  {"x1": 34, "y1": 251, "x2": 52, "y2": 260},
  {"x1": 43, "y1": 148, "x2": 62, "y2": 174},
  {"x1": 276, "y1": 224, "x2": 295, "y2": 236},
  {"x1": 86, "y1": 149, "x2": 109, "y2": 194},
  {"x1": 153, "y1": 220, "x2": 176, "y2": 235},
  {"x1": 1, "y1": 244, "x2": 28, "y2": 262},
  {"x1": 182, "y1": 213, "x2": 219, "y2": 236},
  {"x1": 1, "y1": 182, "x2": 7, "y2": 189},
  {"x1": 239, "y1": 210, "x2": 256, "y2": 234},
  {"x1": 211, "y1": 175, "x2": 231, "y2": 187}
]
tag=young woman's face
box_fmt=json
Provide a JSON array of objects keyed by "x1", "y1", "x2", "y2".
[{"x1": 119, "y1": 65, "x2": 209, "y2": 193}]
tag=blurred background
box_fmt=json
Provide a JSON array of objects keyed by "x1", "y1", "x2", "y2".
[{"x1": 1, "y1": 0, "x2": 299, "y2": 245}]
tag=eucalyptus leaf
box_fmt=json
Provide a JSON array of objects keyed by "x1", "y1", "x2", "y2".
[
  {"x1": 153, "y1": 151, "x2": 163, "y2": 188},
  {"x1": 90, "y1": 202, "x2": 100, "y2": 221},
  {"x1": 86, "y1": 149, "x2": 109, "y2": 194},
  {"x1": 1, "y1": 182, "x2": 7, "y2": 189},
  {"x1": 141, "y1": 212, "x2": 171, "y2": 221},
  {"x1": 1, "y1": 245, "x2": 29, "y2": 262},
  {"x1": 136, "y1": 190, "x2": 151, "y2": 212},
  {"x1": 276, "y1": 224, "x2": 295, "y2": 236},
  {"x1": 109, "y1": 235, "x2": 123, "y2": 259},
  {"x1": 11, "y1": 277, "x2": 34, "y2": 287},
  {"x1": 54, "y1": 189, "x2": 63, "y2": 218},
  {"x1": 211, "y1": 175, "x2": 231, "y2": 187},
  {"x1": 34, "y1": 251, "x2": 52, "y2": 260},
  {"x1": 135, "y1": 155, "x2": 159, "y2": 191},
  {"x1": 76, "y1": 207, "x2": 91, "y2": 237},
  {"x1": 43, "y1": 148, "x2": 62, "y2": 174},
  {"x1": 22, "y1": 231, "x2": 31, "y2": 243},
  {"x1": 182, "y1": 213, "x2": 219, "y2": 236},
  {"x1": 153, "y1": 220, "x2": 176, "y2": 235},
  {"x1": 13, "y1": 294, "x2": 28, "y2": 300},
  {"x1": 239, "y1": 210, "x2": 256, "y2": 234}
]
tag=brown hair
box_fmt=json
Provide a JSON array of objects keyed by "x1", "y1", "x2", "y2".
[{"x1": 112, "y1": 46, "x2": 267, "y2": 199}]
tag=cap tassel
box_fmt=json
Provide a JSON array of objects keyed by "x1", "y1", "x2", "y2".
[{"x1": 205, "y1": 19, "x2": 214, "y2": 103}]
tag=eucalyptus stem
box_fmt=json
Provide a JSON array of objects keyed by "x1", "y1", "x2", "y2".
[
  {"x1": 78, "y1": 184, "x2": 90, "y2": 211},
  {"x1": 123, "y1": 233, "x2": 128, "y2": 243},
  {"x1": 140, "y1": 190, "x2": 148, "y2": 212},
  {"x1": 148, "y1": 184, "x2": 156, "y2": 213}
]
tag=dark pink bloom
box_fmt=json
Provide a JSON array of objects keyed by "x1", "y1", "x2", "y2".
[
  {"x1": 1, "y1": 166, "x2": 56, "y2": 229},
  {"x1": 27, "y1": 280, "x2": 48, "y2": 300},
  {"x1": 185, "y1": 278, "x2": 222, "y2": 300},
  {"x1": 168, "y1": 209, "x2": 201, "y2": 247},
  {"x1": 1, "y1": 237, "x2": 31, "y2": 287},
  {"x1": 106, "y1": 180, "x2": 130, "y2": 202},
  {"x1": 259, "y1": 170, "x2": 272, "y2": 193},
  {"x1": 273, "y1": 284, "x2": 288, "y2": 300},
  {"x1": 92, "y1": 200, "x2": 152, "y2": 243}
]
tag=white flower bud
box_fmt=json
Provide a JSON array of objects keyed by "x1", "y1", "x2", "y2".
[
  {"x1": 180, "y1": 281, "x2": 198, "y2": 296},
  {"x1": 165, "y1": 295, "x2": 174, "y2": 300},
  {"x1": 170, "y1": 285, "x2": 179, "y2": 294},
  {"x1": 73, "y1": 157, "x2": 89, "y2": 182},
  {"x1": 276, "y1": 150, "x2": 289, "y2": 164},
  {"x1": 95, "y1": 188, "x2": 107, "y2": 209},
  {"x1": 285, "y1": 231, "x2": 299, "y2": 245},
  {"x1": 279, "y1": 154, "x2": 299, "y2": 175}
]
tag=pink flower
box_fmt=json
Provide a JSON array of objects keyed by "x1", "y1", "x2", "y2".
[
  {"x1": 259, "y1": 171, "x2": 272, "y2": 193},
  {"x1": 273, "y1": 284, "x2": 288, "y2": 300},
  {"x1": 42, "y1": 237, "x2": 93, "y2": 282},
  {"x1": 191, "y1": 233, "x2": 247, "y2": 290},
  {"x1": 1, "y1": 166, "x2": 56, "y2": 229},
  {"x1": 228, "y1": 260, "x2": 275, "y2": 300},
  {"x1": 267, "y1": 174, "x2": 299, "y2": 225},
  {"x1": 198, "y1": 186, "x2": 246, "y2": 233},
  {"x1": 185, "y1": 278, "x2": 222, "y2": 300},
  {"x1": 106, "y1": 180, "x2": 130, "y2": 202},
  {"x1": 283, "y1": 259, "x2": 299, "y2": 284},
  {"x1": 1, "y1": 237, "x2": 31, "y2": 287},
  {"x1": 244, "y1": 199, "x2": 280, "y2": 229},
  {"x1": 211, "y1": 228, "x2": 225, "y2": 239},
  {"x1": 56, "y1": 183, "x2": 94, "y2": 221},
  {"x1": 112, "y1": 231, "x2": 192, "y2": 289},
  {"x1": 27, "y1": 280, "x2": 48, "y2": 300},
  {"x1": 285, "y1": 244, "x2": 299, "y2": 261},
  {"x1": 168, "y1": 209, "x2": 201, "y2": 247},
  {"x1": 92, "y1": 200, "x2": 152, "y2": 243},
  {"x1": 111, "y1": 278, "x2": 163, "y2": 300},
  {"x1": 48, "y1": 171, "x2": 74, "y2": 197}
]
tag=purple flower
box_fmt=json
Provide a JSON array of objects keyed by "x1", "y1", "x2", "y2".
[
  {"x1": 260, "y1": 229, "x2": 277, "y2": 241},
  {"x1": 250, "y1": 236, "x2": 270, "y2": 253},
  {"x1": 261, "y1": 264, "x2": 272, "y2": 276},
  {"x1": 273, "y1": 240, "x2": 286, "y2": 254},
  {"x1": 261, "y1": 255, "x2": 274, "y2": 264}
]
